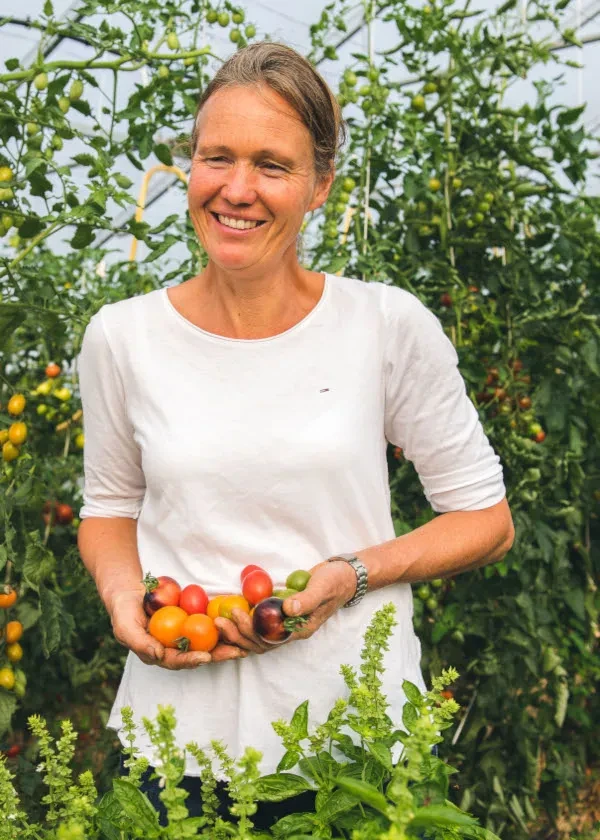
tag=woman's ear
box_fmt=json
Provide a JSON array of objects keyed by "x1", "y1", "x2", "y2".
[{"x1": 308, "y1": 169, "x2": 336, "y2": 213}]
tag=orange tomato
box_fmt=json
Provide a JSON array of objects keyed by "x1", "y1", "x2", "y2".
[
  {"x1": 148, "y1": 605, "x2": 188, "y2": 648},
  {"x1": 0, "y1": 588, "x2": 17, "y2": 609},
  {"x1": 5, "y1": 621, "x2": 23, "y2": 644},
  {"x1": 2, "y1": 442, "x2": 19, "y2": 462},
  {"x1": 45, "y1": 362, "x2": 61, "y2": 378},
  {"x1": 8, "y1": 422, "x2": 27, "y2": 445},
  {"x1": 7, "y1": 394, "x2": 26, "y2": 416},
  {"x1": 179, "y1": 614, "x2": 218, "y2": 652},
  {"x1": 207, "y1": 595, "x2": 229, "y2": 619},
  {"x1": 219, "y1": 594, "x2": 250, "y2": 620}
]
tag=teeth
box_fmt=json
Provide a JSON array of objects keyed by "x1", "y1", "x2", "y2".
[{"x1": 217, "y1": 214, "x2": 261, "y2": 230}]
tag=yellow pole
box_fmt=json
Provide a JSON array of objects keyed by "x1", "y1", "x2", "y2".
[{"x1": 129, "y1": 164, "x2": 188, "y2": 262}]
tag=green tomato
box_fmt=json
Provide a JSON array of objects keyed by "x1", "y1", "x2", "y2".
[
  {"x1": 58, "y1": 96, "x2": 70, "y2": 114},
  {"x1": 69, "y1": 79, "x2": 84, "y2": 101},
  {"x1": 167, "y1": 32, "x2": 180, "y2": 50},
  {"x1": 206, "y1": 9, "x2": 218, "y2": 23},
  {"x1": 245, "y1": 24, "x2": 256, "y2": 37},
  {"x1": 26, "y1": 122, "x2": 40, "y2": 136},
  {"x1": 358, "y1": 84, "x2": 371, "y2": 97},
  {"x1": 478, "y1": 201, "x2": 490, "y2": 213},
  {"x1": 423, "y1": 81, "x2": 437, "y2": 94},
  {"x1": 431, "y1": 578, "x2": 444, "y2": 589},
  {"x1": 52, "y1": 134, "x2": 63, "y2": 150},
  {"x1": 367, "y1": 67, "x2": 379, "y2": 81},
  {"x1": 232, "y1": 11, "x2": 245, "y2": 24},
  {"x1": 412, "y1": 94, "x2": 426, "y2": 111},
  {"x1": 158, "y1": 65, "x2": 170, "y2": 79},
  {"x1": 417, "y1": 584, "x2": 431, "y2": 600},
  {"x1": 342, "y1": 177, "x2": 356, "y2": 192},
  {"x1": 34, "y1": 72, "x2": 48, "y2": 91},
  {"x1": 230, "y1": 29, "x2": 241, "y2": 42},
  {"x1": 335, "y1": 202, "x2": 346, "y2": 215},
  {"x1": 218, "y1": 11, "x2": 230, "y2": 26},
  {"x1": 339, "y1": 191, "x2": 350, "y2": 204},
  {"x1": 343, "y1": 70, "x2": 357, "y2": 87},
  {"x1": 273, "y1": 588, "x2": 299, "y2": 599},
  {"x1": 484, "y1": 191, "x2": 495, "y2": 202},
  {"x1": 426, "y1": 597, "x2": 438, "y2": 611},
  {"x1": 286, "y1": 570, "x2": 311, "y2": 592},
  {"x1": 473, "y1": 212, "x2": 485, "y2": 224},
  {"x1": 0, "y1": 187, "x2": 14, "y2": 202}
]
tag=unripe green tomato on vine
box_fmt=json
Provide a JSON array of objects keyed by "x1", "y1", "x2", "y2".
[
  {"x1": 426, "y1": 597, "x2": 438, "y2": 611},
  {"x1": 34, "y1": 72, "x2": 48, "y2": 91},
  {"x1": 358, "y1": 84, "x2": 371, "y2": 97},
  {"x1": 167, "y1": 32, "x2": 180, "y2": 50},
  {"x1": 245, "y1": 24, "x2": 256, "y2": 37},
  {"x1": 339, "y1": 191, "x2": 350, "y2": 204},
  {"x1": 183, "y1": 57, "x2": 195, "y2": 66},
  {"x1": 473, "y1": 212, "x2": 485, "y2": 224},
  {"x1": 367, "y1": 67, "x2": 379, "y2": 81},
  {"x1": 335, "y1": 202, "x2": 346, "y2": 215},
  {"x1": 26, "y1": 122, "x2": 40, "y2": 136},
  {"x1": 342, "y1": 177, "x2": 356, "y2": 192},
  {"x1": 412, "y1": 94, "x2": 426, "y2": 111},
  {"x1": 52, "y1": 134, "x2": 64, "y2": 150},
  {"x1": 428, "y1": 177, "x2": 441, "y2": 192},
  {"x1": 0, "y1": 187, "x2": 14, "y2": 202},
  {"x1": 58, "y1": 96, "x2": 70, "y2": 114},
  {"x1": 423, "y1": 81, "x2": 437, "y2": 94},
  {"x1": 218, "y1": 11, "x2": 230, "y2": 26},
  {"x1": 158, "y1": 65, "x2": 170, "y2": 79},
  {"x1": 484, "y1": 191, "x2": 495, "y2": 202},
  {"x1": 478, "y1": 201, "x2": 490, "y2": 213},
  {"x1": 230, "y1": 29, "x2": 241, "y2": 43},
  {"x1": 343, "y1": 70, "x2": 357, "y2": 87},
  {"x1": 452, "y1": 177, "x2": 462, "y2": 189},
  {"x1": 232, "y1": 10, "x2": 245, "y2": 24},
  {"x1": 69, "y1": 79, "x2": 84, "y2": 101},
  {"x1": 206, "y1": 9, "x2": 218, "y2": 23}
]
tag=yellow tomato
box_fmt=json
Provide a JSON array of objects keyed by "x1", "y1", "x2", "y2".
[
  {"x1": 36, "y1": 380, "x2": 53, "y2": 395},
  {"x1": 0, "y1": 430, "x2": 8, "y2": 445},
  {"x1": 6, "y1": 643, "x2": 23, "y2": 663},
  {"x1": 2, "y1": 441, "x2": 20, "y2": 462},
  {"x1": 8, "y1": 422, "x2": 27, "y2": 445},
  {"x1": 74, "y1": 432, "x2": 85, "y2": 449},
  {"x1": 7, "y1": 394, "x2": 26, "y2": 416},
  {"x1": 206, "y1": 595, "x2": 229, "y2": 619},
  {"x1": 218, "y1": 595, "x2": 250, "y2": 620},
  {"x1": 0, "y1": 668, "x2": 15, "y2": 690}
]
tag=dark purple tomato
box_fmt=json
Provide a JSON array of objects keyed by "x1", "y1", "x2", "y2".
[
  {"x1": 143, "y1": 573, "x2": 181, "y2": 617},
  {"x1": 252, "y1": 597, "x2": 307, "y2": 645}
]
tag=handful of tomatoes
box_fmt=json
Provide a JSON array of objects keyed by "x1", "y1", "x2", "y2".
[{"x1": 143, "y1": 565, "x2": 311, "y2": 653}]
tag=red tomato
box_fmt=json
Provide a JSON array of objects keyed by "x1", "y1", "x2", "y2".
[
  {"x1": 179, "y1": 584, "x2": 209, "y2": 615},
  {"x1": 55, "y1": 503, "x2": 74, "y2": 525},
  {"x1": 242, "y1": 570, "x2": 273, "y2": 606},
  {"x1": 240, "y1": 564, "x2": 264, "y2": 582},
  {"x1": 143, "y1": 573, "x2": 181, "y2": 616},
  {"x1": 178, "y1": 614, "x2": 218, "y2": 651},
  {"x1": 5, "y1": 744, "x2": 21, "y2": 758}
]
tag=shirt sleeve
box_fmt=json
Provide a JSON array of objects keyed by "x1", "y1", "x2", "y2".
[
  {"x1": 78, "y1": 309, "x2": 146, "y2": 519},
  {"x1": 382, "y1": 285, "x2": 505, "y2": 513}
]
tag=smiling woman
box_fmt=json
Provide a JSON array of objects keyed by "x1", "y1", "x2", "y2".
[{"x1": 77, "y1": 40, "x2": 513, "y2": 833}]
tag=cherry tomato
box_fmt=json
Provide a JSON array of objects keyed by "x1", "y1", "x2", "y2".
[
  {"x1": 273, "y1": 588, "x2": 298, "y2": 599},
  {"x1": 252, "y1": 597, "x2": 306, "y2": 645},
  {"x1": 219, "y1": 595, "x2": 250, "y2": 619},
  {"x1": 518, "y1": 396, "x2": 532, "y2": 410},
  {"x1": 440, "y1": 293, "x2": 452, "y2": 308},
  {"x1": 148, "y1": 606, "x2": 188, "y2": 648},
  {"x1": 7, "y1": 394, "x2": 26, "y2": 416},
  {"x1": 2, "y1": 441, "x2": 19, "y2": 462},
  {"x1": 45, "y1": 362, "x2": 61, "y2": 378},
  {"x1": 6, "y1": 643, "x2": 22, "y2": 663},
  {"x1": 0, "y1": 588, "x2": 17, "y2": 609},
  {"x1": 242, "y1": 570, "x2": 273, "y2": 606},
  {"x1": 5, "y1": 621, "x2": 23, "y2": 644},
  {"x1": 179, "y1": 584, "x2": 209, "y2": 615},
  {"x1": 0, "y1": 431, "x2": 7, "y2": 445},
  {"x1": 143, "y1": 573, "x2": 181, "y2": 616},
  {"x1": 207, "y1": 595, "x2": 229, "y2": 619},
  {"x1": 0, "y1": 668, "x2": 15, "y2": 690},
  {"x1": 8, "y1": 422, "x2": 27, "y2": 445},
  {"x1": 285, "y1": 570, "x2": 310, "y2": 592},
  {"x1": 4, "y1": 744, "x2": 21, "y2": 758},
  {"x1": 55, "y1": 503, "x2": 74, "y2": 525},
  {"x1": 240, "y1": 564, "x2": 264, "y2": 582},
  {"x1": 178, "y1": 614, "x2": 218, "y2": 652}
]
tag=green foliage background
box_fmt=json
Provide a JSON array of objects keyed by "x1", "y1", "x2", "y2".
[{"x1": 0, "y1": 0, "x2": 598, "y2": 836}]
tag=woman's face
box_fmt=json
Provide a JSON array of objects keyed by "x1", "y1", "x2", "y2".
[{"x1": 188, "y1": 84, "x2": 333, "y2": 274}]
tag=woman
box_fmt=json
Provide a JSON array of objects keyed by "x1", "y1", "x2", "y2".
[{"x1": 77, "y1": 41, "x2": 514, "y2": 824}]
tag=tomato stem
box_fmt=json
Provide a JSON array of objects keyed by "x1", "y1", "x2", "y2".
[
  {"x1": 283, "y1": 615, "x2": 308, "y2": 633},
  {"x1": 143, "y1": 572, "x2": 159, "y2": 592}
]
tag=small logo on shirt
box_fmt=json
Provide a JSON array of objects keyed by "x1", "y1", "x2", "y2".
[{"x1": 319, "y1": 388, "x2": 330, "y2": 393}]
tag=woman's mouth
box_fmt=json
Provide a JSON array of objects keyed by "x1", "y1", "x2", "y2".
[{"x1": 210, "y1": 212, "x2": 268, "y2": 233}]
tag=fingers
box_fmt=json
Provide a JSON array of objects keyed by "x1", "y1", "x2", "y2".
[
  {"x1": 214, "y1": 611, "x2": 268, "y2": 654},
  {"x1": 210, "y1": 642, "x2": 250, "y2": 662},
  {"x1": 153, "y1": 648, "x2": 212, "y2": 670}
]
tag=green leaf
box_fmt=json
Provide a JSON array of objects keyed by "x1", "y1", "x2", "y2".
[
  {"x1": 402, "y1": 702, "x2": 418, "y2": 732},
  {"x1": 71, "y1": 224, "x2": 95, "y2": 249},
  {"x1": 402, "y1": 680, "x2": 424, "y2": 707},
  {"x1": 112, "y1": 779, "x2": 160, "y2": 836},
  {"x1": 290, "y1": 699, "x2": 309, "y2": 740},
  {"x1": 323, "y1": 253, "x2": 349, "y2": 274},
  {"x1": 496, "y1": 0, "x2": 518, "y2": 12},
  {"x1": 0, "y1": 546, "x2": 6, "y2": 576},
  {"x1": 5, "y1": 58, "x2": 20, "y2": 71},
  {"x1": 334, "y1": 776, "x2": 389, "y2": 815},
  {"x1": 367, "y1": 740, "x2": 393, "y2": 770},
  {"x1": 317, "y1": 787, "x2": 359, "y2": 821},
  {"x1": 557, "y1": 104, "x2": 585, "y2": 127},
  {"x1": 254, "y1": 773, "x2": 313, "y2": 802},
  {"x1": 276, "y1": 750, "x2": 300, "y2": 772},
  {"x1": 0, "y1": 304, "x2": 27, "y2": 350},
  {"x1": 15, "y1": 599, "x2": 41, "y2": 631},
  {"x1": 39, "y1": 585, "x2": 64, "y2": 658},
  {"x1": 0, "y1": 693, "x2": 17, "y2": 738},
  {"x1": 581, "y1": 336, "x2": 600, "y2": 376},
  {"x1": 43, "y1": 0, "x2": 54, "y2": 15},
  {"x1": 409, "y1": 803, "x2": 479, "y2": 830},
  {"x1": 23, "y1": 531, "x2": 56, "y2": 593},
  {"x1": 96, "y1": 791, "x2": 125, "y2": 840},
  {"x1": 114, "y1": 173, "x2": 133, "y2": 189},
  {"x1": 154, "y1": 143, "x2": 173, "y2": 166},
  {"x1": 271, "y1": 812, "x2": 315, "y2": 837}
]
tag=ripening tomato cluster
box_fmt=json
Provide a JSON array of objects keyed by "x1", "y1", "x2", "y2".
[
  {"x1": 475, "y1": 359, "x2": 546, "y2": 443},
  {"x1": 144, "y1": 564, "x2": 311, "y2": 651},
  {"x1": 0, "y1": 586, "x2": 26, "y2": 697},
  {"x1": 0, "y1": 393, "x2": 28, "y2": 464}
]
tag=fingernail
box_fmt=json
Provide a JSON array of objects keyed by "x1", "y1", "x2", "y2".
[{"x1": 289, "y1": 599, "x2": 301, "y2": 615}]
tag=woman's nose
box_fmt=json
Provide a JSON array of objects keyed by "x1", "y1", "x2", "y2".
[{"x1": 220, "y1": 164, "x2": 258, "y2": 205}]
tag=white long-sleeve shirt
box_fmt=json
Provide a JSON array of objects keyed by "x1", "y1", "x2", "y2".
[{"x1": 78, "y1": 273, "x2": 505, "y2": 775}]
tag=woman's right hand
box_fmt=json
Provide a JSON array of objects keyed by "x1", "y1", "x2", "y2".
[{"x1": 108, "y1": 589, "x2": 246, "y2": 668}]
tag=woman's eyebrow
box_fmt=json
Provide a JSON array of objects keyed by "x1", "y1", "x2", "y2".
[{"x1": 196, "y1": 144, "x2": 296, "y2": 167}]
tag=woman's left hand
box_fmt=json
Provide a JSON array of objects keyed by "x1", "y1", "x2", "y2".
[{"x1": 214, "y1": 559, "x2": 358, "y2": 654}]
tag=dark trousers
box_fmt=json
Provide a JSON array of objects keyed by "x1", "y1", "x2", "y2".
[{"x1": 120, "y1": 745, "x2": 439, "y2": 830}]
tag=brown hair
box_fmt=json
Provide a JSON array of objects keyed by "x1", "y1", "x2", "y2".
[{"x1": 190, "y1": 42, "x2": 347, "y2": 179}]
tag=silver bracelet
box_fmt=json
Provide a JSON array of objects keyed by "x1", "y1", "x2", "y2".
[{"x1": 327, "y1": 553, "x2": 368, "y2": 608}]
